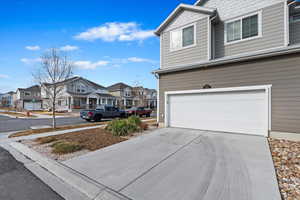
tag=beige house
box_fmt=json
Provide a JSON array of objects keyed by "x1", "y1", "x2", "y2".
[{"x1": 42, "y1": 76, "x2": 116, "y2": 111}]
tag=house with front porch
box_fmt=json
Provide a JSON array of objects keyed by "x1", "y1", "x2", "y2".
[
  {"x1": 107, "y1": 82, "x2": 135, "y2": 108},
  {"x1": 42, "y1": 76, "x2": 116, "y2": 112}
]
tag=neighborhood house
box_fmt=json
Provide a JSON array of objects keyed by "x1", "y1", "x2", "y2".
[{"x1": 154, "y1": 0, "x2": 300, "y2": 137}]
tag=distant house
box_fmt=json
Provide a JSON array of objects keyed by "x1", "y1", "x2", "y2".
[
  {"x1": 107, "y1": 83, "x2": 134, "y2": 108},
  {"x1": 1, "y1": 91, "x2": 15, "y2": 108},
  {"x1": 16, "y1": 85, "x2": 42, "y2": 111},
  {"x1": 108, "y1": 82, "x2": 157, "y2": 109},
  {"x1": 41, "y1": 76, "x2": 116, "y2": 112}
]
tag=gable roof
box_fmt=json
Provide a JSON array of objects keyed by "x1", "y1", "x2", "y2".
[
  {"x1": 194, "y1": 0, "x2": 206, "y2": 6},
  {"x1": 43, "y1": 76, "x2": 106, "y2": 90},
  {"x1": 107, "y1": 82, "x2": 131, "y2": 91},
  {"x1": 155, "y1": 4, "x2": 216, "y2": 36},
  {"x1": 18, "y1": 85, "x2": 40, "y2": 92}
]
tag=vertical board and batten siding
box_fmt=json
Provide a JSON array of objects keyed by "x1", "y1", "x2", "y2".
[
  {"x1": 161, "y1": 11, "x2": 208, "y2": 69},
  {"x1": 214, "y1": 2, "x2": 285, "y2": 59},
  {"x1": 290, "y1": 21, "x2": 300, "y2": 45},
  {"x1": 159, "y1": 52, "x2": 300, "y2": 134}
]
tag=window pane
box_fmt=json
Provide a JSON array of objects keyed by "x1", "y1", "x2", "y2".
[
  {"x1": 182, "y1": 26, "x2": 194, "y2": 47},
  {"x1": 170, "y1": 30, "x2": 181, "y2": 50},
  {"x1": 226, "y1": 20, "x2": 241, "y2": 42},
  {"x1": 242, "y1": 15, "x2": 258, "y2": 39}
]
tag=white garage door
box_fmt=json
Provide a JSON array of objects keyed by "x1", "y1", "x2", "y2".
[
  {"x1": 24, "y1": 102, "x2": 42, "y2": 111},
  {"x1": 166, "y1": 86, "x2": 271, "y2": 136}
]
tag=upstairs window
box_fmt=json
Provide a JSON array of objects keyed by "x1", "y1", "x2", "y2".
[
  {"x1": 170, "y1": 24, "x2": 196, "y2": 51},
  {"x1": 225, "y1": 12, "x2": 261, "y2": 45},
  {"x1": 291, "y1": 14, "x2": 300, "y2": 23}
]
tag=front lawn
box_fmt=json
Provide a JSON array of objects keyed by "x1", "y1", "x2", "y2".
[{"x1": 20, "y1": 117, "x2": 158, "y2": 161}]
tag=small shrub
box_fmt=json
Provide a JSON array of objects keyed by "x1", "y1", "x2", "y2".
[
  {"x1": 105, "y1": 116, "x2": 145, "y2": 136},
  {"x1": 36, "y1": 137, "x2": 57, "y2": 144},
  {"x1": 51, "y1": 141, "x2": 83, "y2": 154},
  {"x1": 106, "y1": 119, "x2": 130, "y2": 136},
  {"x1": 127, "y1": 115, "x2": 142, "y2": 126}
]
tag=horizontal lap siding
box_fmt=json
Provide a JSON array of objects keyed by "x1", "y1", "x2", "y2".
[
  {"x1": 214, "y1": 2, "x2": 285, "y2": 58},
  {"x1": 159, "y1": 52, "x2": 300, "y2": 134},
  {"x1": 161, "y1": 18, "x2": 208, "y2": 68}
]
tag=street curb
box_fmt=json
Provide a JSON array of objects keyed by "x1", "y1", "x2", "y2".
[
  {"x1": 9, "y1": 142, "x2": 132, "y2": 200},
  {"x1": 10, "y1": 142, "x2": 104, "y2": 199}
]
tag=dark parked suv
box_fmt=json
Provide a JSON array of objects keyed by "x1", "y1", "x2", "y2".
[{"x1": 80, "y1": 105, "x2": 126, "y2": 122}]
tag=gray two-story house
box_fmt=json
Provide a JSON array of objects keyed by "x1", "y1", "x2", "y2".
[
  {"x1": 154, "y1": 0, "x2": 300, "y2": 137},
  {"x1": 16, "y1": 85, "x2": 42, "y2": 110}
]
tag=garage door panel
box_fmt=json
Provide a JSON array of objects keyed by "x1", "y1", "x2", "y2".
[
  {"x1": 168, "y1": 89, "x2": 268, "y2": 136},
  {"x1": 24, "y1": 102, "x2": 42, "y2": 111}
]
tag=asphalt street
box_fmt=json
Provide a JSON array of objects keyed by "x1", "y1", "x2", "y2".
[
  {"x1": 0, "y1": 116, "x2": 88, "y2": 133},
  {"x1": 0, "y1": 147, "x2": 64, "y2": 200}
]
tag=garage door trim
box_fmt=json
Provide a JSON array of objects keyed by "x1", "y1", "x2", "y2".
[{"x1": 164, "y1": 85, "x2": 272, "y2": 136}]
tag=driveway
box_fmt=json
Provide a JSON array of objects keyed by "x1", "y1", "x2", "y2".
[
  {"x1": 0, "y1": 146, "x2": 63, "y2": 200},
  {"x1": 64, "y1": 128, "x2": 281, "y2": 200}
]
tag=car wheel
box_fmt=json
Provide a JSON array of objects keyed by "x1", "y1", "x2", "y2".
[
  {"x1": 95, "y1": 115, "x2": 102, "y2": 122},
  {"x1": 85, "y1": 119, "x2": 91, "y2": 122}
]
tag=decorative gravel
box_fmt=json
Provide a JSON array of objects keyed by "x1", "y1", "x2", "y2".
[{"x1": 269, "y1": 138, "x2": 300, "y2": 200}]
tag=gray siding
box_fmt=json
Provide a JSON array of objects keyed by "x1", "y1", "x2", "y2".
[
  {"x1": 290, "y1": 21, "x2": 300, "y2": 45},
  {"x1": 161, "y1": 18, "x2": 208, "y2": 68},
  {"x1": 198, "y1": 0, "x2": 284, "y2": 21},
  {"x1": 159, "y1": 52, "x2": 300, "y2": 134},
  {"x1": 214, "y1": 2, "x2": 285, "y2": 59}
]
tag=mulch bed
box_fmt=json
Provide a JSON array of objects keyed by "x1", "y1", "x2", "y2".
[
  {"x1": 35, "y1": 128, "x2": 127, "y2": 151},
  {"x1": 269, "y1": 138, "x2": 300, "y2": 200}
]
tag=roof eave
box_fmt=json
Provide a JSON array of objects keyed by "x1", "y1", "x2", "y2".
[
  {"x1": 155, "y1": 4, "x2": 216, "y2": 36},
  {"x1": 153, "y1": 45, "x2": 300, "y2": 75}
]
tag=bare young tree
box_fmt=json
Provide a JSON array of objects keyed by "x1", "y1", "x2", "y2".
[{"x1": 34, "y1": 48, "x2": 73, "y2": 128}]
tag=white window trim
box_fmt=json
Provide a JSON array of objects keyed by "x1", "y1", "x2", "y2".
[
  {"x1": 290, "y1": 14, "x2": 300, "y2": 23},
  {"x1": 170, "y1": 23, "x2": 197, "y2": 52},
  {"x1": 224, "y1": 11, "x2": 262, "y2": 46}
]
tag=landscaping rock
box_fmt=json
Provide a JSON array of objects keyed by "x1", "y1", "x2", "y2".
[{"x1": 269, "y1": 138, "x2": 300, "y2": 200}]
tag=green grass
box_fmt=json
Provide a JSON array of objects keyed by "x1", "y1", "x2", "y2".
[{"x1": 51, "y1": 141, "x2": 83, "y2": 154}]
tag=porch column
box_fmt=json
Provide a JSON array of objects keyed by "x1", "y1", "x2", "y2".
[
  {"x1": 124, "y1": 99, "x2": 127, "y2": 107},
  {"x1": 86, "y1": 97, "x2": 89, "y2": 109},
  {"x1": 96, "y1": 98, "x2": 99, "y2": 107},
  {"x1": 105, "y1": 98, "x2": 108, "y2": 105}
]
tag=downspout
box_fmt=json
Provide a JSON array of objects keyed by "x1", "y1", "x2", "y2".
[{"x1": 209, "y1": 15, "x2": 217, "y2": 60}]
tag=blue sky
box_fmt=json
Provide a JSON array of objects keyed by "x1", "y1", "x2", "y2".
[{"x1": 0, "y1": 0, "x2": 194, "y2": 93}]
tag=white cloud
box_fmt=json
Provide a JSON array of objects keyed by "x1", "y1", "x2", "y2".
[
  {"x1": 0, "y1": 74, "x2": 9, "y2": 79},
  {"x1": 74, "y1": 22, "x2": 154, "y2": 42},
  {"x1": 127, "y1": 57, "x2": 154, "y2": 63},
  {"x1": 25, "y1": 45, "x2": 40, "y2": 51},
  {"x1": 21, "y1": 58, "x2": 41, "y2": 65},
  {"x1": 60, "y1": 45, "x2": 79, "y2": 51},
  {"x1": 74, "y1": 60, "x2": 109, "y2": 70}
]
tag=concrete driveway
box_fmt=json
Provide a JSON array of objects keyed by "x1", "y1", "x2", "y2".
[{"x1": 64, "y1": 128, "x2": 281, "y2": 200}]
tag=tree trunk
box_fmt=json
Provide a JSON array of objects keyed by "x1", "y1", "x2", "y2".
[{"x1": 52, "y1": 101, "x2": 56, "y2": 128}]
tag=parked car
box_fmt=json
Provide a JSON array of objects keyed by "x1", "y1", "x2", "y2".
[
  {"x1": 125, "y1": 107, "x2": 152, "y2": 117},
  {"x1": 80, "y1": 105, "x2": 126, "y2": 122}
]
